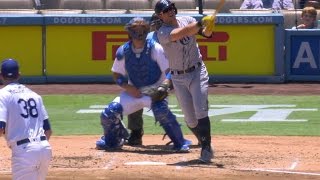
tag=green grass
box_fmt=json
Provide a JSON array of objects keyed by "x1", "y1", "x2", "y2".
[{"x1": 43, "y1": 94, "x2": 320, "y2": 136}]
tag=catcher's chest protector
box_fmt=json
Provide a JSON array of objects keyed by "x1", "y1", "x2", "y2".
[{"x1": 124, "y1": 40, "x2": 162, "y2": 88}]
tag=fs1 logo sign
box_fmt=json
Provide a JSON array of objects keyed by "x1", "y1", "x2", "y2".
[
  {"x1": 291, "y1": 36, "x2": 320, "y2": 75},
  {"x1": 92, "y1": 31, "x2": 229, "y2": 61}
]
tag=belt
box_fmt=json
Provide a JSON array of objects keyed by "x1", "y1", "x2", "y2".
[
  {"x1": 170, "y1": 62, "x2": 202, "y2": 75},
  {"x1": 16, "y1": 136, "x2": 46, "y2": 146}
]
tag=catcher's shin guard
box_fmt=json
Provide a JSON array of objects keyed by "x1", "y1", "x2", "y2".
[{"x1": 152, "y1": 101, "x2": 189, "y2": 152}]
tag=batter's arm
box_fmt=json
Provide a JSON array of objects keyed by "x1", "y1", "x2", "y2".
[{"x1": 169, "y1": 22, "x2": 201, "y2": 42}]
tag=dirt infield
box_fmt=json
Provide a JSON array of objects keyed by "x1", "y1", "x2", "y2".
[{"x1": 0, "y1": 83, "x2": 320, "y2": 180}]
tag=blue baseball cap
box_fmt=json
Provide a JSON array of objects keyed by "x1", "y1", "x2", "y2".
[{"x1": 1, "y1": 58, "x2": 19, "y2": 79}]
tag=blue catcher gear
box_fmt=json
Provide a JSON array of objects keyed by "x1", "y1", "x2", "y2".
[
  {"x1": 99, "y1": 102, "x2": 129, "y2": 150},
  {"x1": 154, "y1": 0, "x2": 177, "y2": 15},
  {"x1": 123, "y1": 39, "x2": 162, "y2": 89},
  {"x1": 151, "y1": 100, "x2": 190, "y2": 152}
]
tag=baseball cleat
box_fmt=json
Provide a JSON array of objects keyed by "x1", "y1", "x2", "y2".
[{"x1": 199, "y1": 145, "x2": 214, "y2": 163}]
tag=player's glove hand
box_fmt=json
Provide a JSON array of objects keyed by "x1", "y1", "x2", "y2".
[{"x1": 146, "y1": 84, "x2": 169, "y2": 102}]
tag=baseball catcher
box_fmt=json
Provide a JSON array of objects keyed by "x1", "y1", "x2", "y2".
[{"x1": 96, "y1": 17, "x2": 191, "y2": 152}]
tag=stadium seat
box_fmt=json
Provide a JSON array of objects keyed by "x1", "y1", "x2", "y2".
[
  {"x1": 229, "y1": 9, "x2": 274, "y2": 14},
  {"x1": 202, "y1": 0, "x2": 242, "y2": 13},
  {"x1": 39, "y1": 9, "x2": 83, "y2": 14},
  {"x1": 85, "y1": 9, "x2": 128, "y2": 14},
  {"x1": 151, "y1": 0, "x2": 196, "y2": 9},
  {"x1": 0, "y1": 9, "x2": 38, "y2": 14},
  {"x1": 41, "y1": 0, "x2": 60, "y2": 9},
  {"x1": 280, "y1": 10, "x2": 303, "y2": 29},
  {"x1": 106, "y1": 0, "x2": 151, "y2": 10},
  {"x1": 0, "y1": 0, "x2": 34, "y2": 9},
  {"x1": 58, "y1": 0, "x2": 104, "y2": 10}
]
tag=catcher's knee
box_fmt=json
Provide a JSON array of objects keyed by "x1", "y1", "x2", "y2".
[
  {"x1": 100, "y1": 102, "x2": 123, "y2": 131},
  {"x1": 151, "y1": 100, "x2": 173, "y2": 125},
  {"x1": 99, "y1": 102, "x2": 126, "y2": 149}
]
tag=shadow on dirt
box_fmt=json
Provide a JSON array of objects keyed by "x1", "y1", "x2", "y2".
[{"x1": 167, "y1": 160, "x2": 225, "y2": 168}]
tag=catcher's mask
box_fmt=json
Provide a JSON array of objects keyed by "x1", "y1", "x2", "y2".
[
  {"x1": 154, "y1": 0, "x2": 177, "y2": 15},
  {"x1": 125, "y1": 17, "x2": 150, "y2": 40},
  {"x1": 150, "y1": 13, "x2": 162, "y2": 31}
]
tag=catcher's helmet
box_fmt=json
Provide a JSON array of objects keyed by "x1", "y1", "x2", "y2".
[
  {"x1": 102, "y1": 102, "x2": 123, "y2": 120},
  {"x1": 125, "y1": 17, "x2": 150, "y2": 40},
  {"x1": 154, "y1": 0, "x2": 177, "y2": 14},
  {"x1": 1, "y1": 58, "x2": 19, "y2": 79}
]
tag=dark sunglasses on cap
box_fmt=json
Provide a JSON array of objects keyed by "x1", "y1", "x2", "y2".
[{"x1": 162, "y1": 5, "x2": 174, "y2": 13}]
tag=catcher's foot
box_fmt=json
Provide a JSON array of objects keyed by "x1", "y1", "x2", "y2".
[
  {"x1": 173, "y1": 139, "x2": 191, "y2": 153},
  {"x1": 95, "y1": 136, "x2": 124, "y2": 150}
]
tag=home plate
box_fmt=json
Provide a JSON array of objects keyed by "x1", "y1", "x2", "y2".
[{"x1": 125, "y1": 161, "x2": 167, "y2": 166}]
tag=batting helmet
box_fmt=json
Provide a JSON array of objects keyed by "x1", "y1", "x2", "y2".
[
  {"x1": 154, "y1": 0, "x2": 177, "y2": 15},
  {"x1": 125, "y1": 17, "x2": 150, "y2": 40},
  {"x1": 0, "y1": 58, "x2": 19, "y2": 79}
]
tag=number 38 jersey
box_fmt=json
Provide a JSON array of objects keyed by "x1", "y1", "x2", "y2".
[{"x1": 0, "y1": 83, "x2": 48, "y2": 146}]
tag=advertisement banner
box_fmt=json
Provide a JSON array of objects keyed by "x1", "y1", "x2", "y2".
[
  {"x1": 290, "y1": 35, "x2": 320, "y2": 75},
  {"x1": 0, "y1": 26, "x2": 42, "y2": 76},
  {"x1": 46, "y1": 24, "x2": 275, "y2": 76}
]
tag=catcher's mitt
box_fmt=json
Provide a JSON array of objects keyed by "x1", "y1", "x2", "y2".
[{"x1": 145, "y1": 84, "x2": 169, "y2": 102}]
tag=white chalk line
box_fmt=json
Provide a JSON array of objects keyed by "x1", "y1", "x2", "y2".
[
  {"x1": 236, "y1": 168, "x2": 320, "y2": 176},
  {"x1": 289, "y1": 159, "x2": 298, "y2": 170}
]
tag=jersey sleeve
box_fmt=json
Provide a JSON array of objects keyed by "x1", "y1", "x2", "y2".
[
  {"x1": 0, "y1": 91, "x2": 8, "y2": 123},
  {"x1": 157, "y1": 26, "x2": 174, "y2": 45},
  {"x1": 111, "y1": 56, "x2": 126, "y2": 75},
  {"x1": 38, "y1": 97, "x2": 49, "y2": 121},
  {"x1": 152, "y1": 42, "x2": 169, "y2": 73}
]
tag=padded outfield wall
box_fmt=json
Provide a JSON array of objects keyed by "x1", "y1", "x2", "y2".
[{"x1": 0, "y1": 13, "x2": 315, "y2": 84}]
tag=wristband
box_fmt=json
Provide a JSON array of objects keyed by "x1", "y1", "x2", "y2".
[
  {"x1": 0, "y1": 121, "x2": 6, "y2": 129},
  {"x1": 165, "y1": 72, "x2": 172, "y2": 80},
  {"x1": 43, "y1": 119, "x2": 51, "y2": 131},
  {"x1": 116, "y1": 75, "x2": 126, "y2": 86}
]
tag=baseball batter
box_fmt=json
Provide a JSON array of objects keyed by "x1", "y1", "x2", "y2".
[
  {"x1": 0, "y1": 59, "x2": 52, "y2": 179},
  {"x1": 154, "y1": 0, "x2": 215, "y2": 163},
  {"x1": 96, "y1": 17, "x2": 190, "y2": 152}
]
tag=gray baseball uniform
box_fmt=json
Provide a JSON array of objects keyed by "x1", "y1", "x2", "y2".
[{"x1": 157, "y1": 16, "x2": 209, "y2": 128}]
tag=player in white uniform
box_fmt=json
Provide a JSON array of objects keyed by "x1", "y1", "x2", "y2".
[
  {"x1": 96, "y1": 17, "x2": 190, "y2": 152},
  {"x1": 0, "y1": 59, "x2": 52, "y2": 180}
]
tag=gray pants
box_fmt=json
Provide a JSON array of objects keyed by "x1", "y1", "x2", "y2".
[{"x1": 171, "y1": 64, "x2": 209, "y2": 128}]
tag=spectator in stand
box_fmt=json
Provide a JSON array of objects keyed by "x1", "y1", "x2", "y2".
[
  {"x1": 292, "y1": 6, "x2": 318, "y2": 29},
  {"x1": 304, "y1": 0, "x2": 320, "y2": 9},
  {"x1": 240, "y1": 0, "x2": 294, "y2": 10}
]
